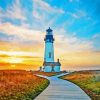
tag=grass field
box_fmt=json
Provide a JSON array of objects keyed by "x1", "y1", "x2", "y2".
[
  {"x1": 0, "y1": 70, "x2": 49, "y2": 100},
  {"x1": 32, "y1": 71, "x2": 66, "y2": 76},
  {"x1": 60, "y1": 70, "x2": 100, "y2": 100}
]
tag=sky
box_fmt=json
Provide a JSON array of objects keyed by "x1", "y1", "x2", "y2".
[{"x1": 0, "y1": 0, "x2": 100, "y2": 71}]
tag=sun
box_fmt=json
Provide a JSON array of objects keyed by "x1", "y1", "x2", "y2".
[
  {"x1": 11, "y1": 65, "x2": 16, "y2": 68},
  {"x1": 8, "y1": 56, "x2": 23, "y2": 64}
]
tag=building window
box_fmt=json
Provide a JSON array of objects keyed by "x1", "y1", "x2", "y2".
[{"x1": 49, "y1": 52, "x2": 51, "y2": 58}]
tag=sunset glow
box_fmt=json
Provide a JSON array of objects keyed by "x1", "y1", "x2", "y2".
[
  {"x1": 7, "y1": 57, "x2": 23, "y2": 64},
  {"x1": 0, "y1": 0, "x2": 100, "y2": 70}
]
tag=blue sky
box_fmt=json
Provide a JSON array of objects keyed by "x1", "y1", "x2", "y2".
[
  {"x1": 0, "y1": 0, "x2": 100, "y2": 44},
  {"x1": 0, "y1": 0, "x2": 100, "y2": 70}
]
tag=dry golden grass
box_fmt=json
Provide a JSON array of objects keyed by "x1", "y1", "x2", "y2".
[
  {"x1": 0, "y1": 70, "x2": 49, "y2": 100},
  {"x1": 32, "y1": 71, "x2": 66, "y2": 76}
]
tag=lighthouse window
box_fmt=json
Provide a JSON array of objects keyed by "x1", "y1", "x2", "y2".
[{"x1": 49, "y1": 52, "x2": 51, "y2": 58}]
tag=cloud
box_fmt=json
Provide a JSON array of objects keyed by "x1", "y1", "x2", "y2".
[
  {"x1": 55, "y1": 34, "x2": 94, "y2": 56},
  {"x1": 33, "y1": 0, "x2": 64, "y2": 24},
  {"x1": 67, "y1": 10, "x2": 87, "y2": 19},
  {"x1": 93, "y1": 33, "x2": 100, "y2": 39},
  {"x1": 0, "y1": 22, "x2": 44, "y2": 43},
  {"x1": 33, "y1": 0, "x2": 64, "y2": 14},
  {"x1": 0, "y1": 22, "x2": 94, "y2": 54},
  {"x1": 0, "y1": 50, "x2": 39, "y2": 57},
  {"x1": 0, "y1": 0, "x2": 26, "y2": 21}
]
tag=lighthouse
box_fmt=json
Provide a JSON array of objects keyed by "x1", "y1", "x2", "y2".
[{"x1": 43, "y1": 27, "x2": 61, "y2": 72}]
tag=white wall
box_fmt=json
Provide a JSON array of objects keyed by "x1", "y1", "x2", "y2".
[
  {"x1": 44, "y1": 66, "x2": 52, "y2": 72},
  {"x1": 54, "y1": 66, "x2": 60, "y2": 72},
  {"x1": 44, "y1": 66, "x2": 60, "y2": 72},
  {"x1": 44, "y1": 42, "x2": 54, "y2": 62}
]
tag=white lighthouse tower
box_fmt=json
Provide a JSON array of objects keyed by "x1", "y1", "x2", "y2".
[{"x1": 43, "y1": 27, "x2": 61, "y2": 72}]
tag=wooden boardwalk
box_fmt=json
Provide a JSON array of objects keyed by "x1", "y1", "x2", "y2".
[{"x1": 34, "y1": 73, "x2": 91, "y2": 100}]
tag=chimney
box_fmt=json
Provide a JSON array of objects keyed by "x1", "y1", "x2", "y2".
[{"x1": 57, "y1": 59, "x2": 59, "y2": 62}]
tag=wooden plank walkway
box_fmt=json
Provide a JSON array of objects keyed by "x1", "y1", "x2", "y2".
[{"x1": 34, "y1": 73, "x2": 91, "y2": 100}]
